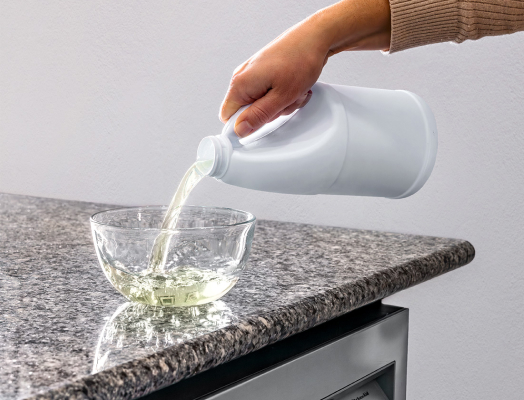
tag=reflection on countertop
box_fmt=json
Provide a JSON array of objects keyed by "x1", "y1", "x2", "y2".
[{"x1": 93, "y1": 301, "x2": 237, "y2": 373}]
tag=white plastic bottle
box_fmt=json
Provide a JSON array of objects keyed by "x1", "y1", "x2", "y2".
[{"x1": 197, "y1": 82, "x2": 437, "y2": 198}]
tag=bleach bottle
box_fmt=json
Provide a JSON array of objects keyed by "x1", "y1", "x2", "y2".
[{"x1": 197, "y1": 82, "x2": 437, "y2": 198}]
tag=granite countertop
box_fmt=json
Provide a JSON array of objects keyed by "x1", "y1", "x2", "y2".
[{"x1": 0, "y1": 193, "x2": 475, "y2": 400}]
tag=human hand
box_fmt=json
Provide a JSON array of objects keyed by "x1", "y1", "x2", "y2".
[{"x1": 219, "y1": 0, "x2": 391, "y2": 138}]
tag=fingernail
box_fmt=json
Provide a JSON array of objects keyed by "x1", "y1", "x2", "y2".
[{"x1": 235, "y1": 120, "x2": 253, "y2": 137}]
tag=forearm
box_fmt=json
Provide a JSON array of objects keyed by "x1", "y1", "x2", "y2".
[
  {"x1": 306, "y1": 0, "x2": 392, "y2": 55},
  {"x1": 389, "y1": 0, "x2": 524, "y2": 52},
  {"x1": 305, "y1": 0, "x2": 524, "y2": 56}
]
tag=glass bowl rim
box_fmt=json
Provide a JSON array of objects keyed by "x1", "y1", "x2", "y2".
[{"x1": 90, "y1": 205, "x2": 256, "y2": 233}]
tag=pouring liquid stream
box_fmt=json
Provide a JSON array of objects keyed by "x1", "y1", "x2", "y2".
[
  {"x1": 147, "y1": 160, "x2": 211, "y2": 273},
  {"x1": 98, "y1": 158, "x2": 242, "y2": 308}
]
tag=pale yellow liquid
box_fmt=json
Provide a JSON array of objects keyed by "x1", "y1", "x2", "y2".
[
  {"x1": 109, "y1": 158, "x2": 235, "y2": 307},
  {"x1": 102, "y1": 262, "x2": 238, "y2": 307},
  {"x1": 147, "y1": 160, "x2": 212, "y2": 273}
]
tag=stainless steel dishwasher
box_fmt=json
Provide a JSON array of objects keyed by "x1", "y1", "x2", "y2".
[{"x1": 140, "y1": 302, "x2": 408, "y2": 400}]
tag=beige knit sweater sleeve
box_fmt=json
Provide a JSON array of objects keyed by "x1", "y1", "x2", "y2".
[{"x1": 388, "y1": 0, "x2": 524, "y2": 52}]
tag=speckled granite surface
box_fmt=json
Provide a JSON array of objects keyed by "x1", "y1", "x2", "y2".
[{"x1": 0, "y1": 193, "x2": 475, "y2": 400}]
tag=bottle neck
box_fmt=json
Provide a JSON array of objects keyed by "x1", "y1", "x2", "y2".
[{"x1": 196, "y1": 135, "x2": 232, "y2": 179}]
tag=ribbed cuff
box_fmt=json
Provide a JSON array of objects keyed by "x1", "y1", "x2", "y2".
[{"x1": 388, "y1": 0, "x2": 524, "y2": 53}]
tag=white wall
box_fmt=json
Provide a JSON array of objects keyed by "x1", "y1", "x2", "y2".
[{"x1": 1, "y1": 1, "x2": 523, "y2": 397}]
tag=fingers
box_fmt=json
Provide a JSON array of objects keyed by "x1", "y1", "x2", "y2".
[
  {"x1": 220, "y1": 88, "x2": 248, "y2": 124},
  {"x1": 219, "y1": 65, "x2": 270, "y2": 123},
  {"x1": 267, "y1": 90, "x2": 312, "y2": 122},
  {"x1": 281, "y1": 90, "x2": 312, "y2": 116},
  {"x1": 234, "y1": 90, "x2": 294, "y2": 137},
  {"x1": 234, "y1": 90, "x2": 312, "y2": 137}
]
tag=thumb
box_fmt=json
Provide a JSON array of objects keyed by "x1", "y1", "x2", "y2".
[{"x1": 234, "y1": 90, "x2": 294, "y2": 138}]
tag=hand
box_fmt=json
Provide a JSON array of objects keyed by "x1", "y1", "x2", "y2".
[{"x1": 219, "y1": 0, "x2": 392, "y2": 138}]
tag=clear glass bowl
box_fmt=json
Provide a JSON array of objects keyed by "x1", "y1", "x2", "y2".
[{"x1": 90, "y1": 206, "x2": 256, "y2": 307}]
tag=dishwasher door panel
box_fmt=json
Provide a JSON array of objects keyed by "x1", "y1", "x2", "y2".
[{"x1": 204, "y1": 308, "x2": 408, "y2": 400}]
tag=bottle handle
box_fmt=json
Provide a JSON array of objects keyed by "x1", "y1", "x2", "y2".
[{"x1": 220, "y1": 105, "x2": 299, "y2": 148}]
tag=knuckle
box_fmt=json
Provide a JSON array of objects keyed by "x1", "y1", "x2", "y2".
[
  {"x1": 229, "y1": 72, "x2": 243, "y2": 86},
  {"x1": 232, "y1": 60, "x2": 249, "y2": 76},
  {"x1": 249, "y1": 105, "x2": 272, "y2": 125},
  {"x1": 278, "y1": 86, "x2": 302, "y2": 103},
  {"x1": 232, "y1": 64, "x2": 244, "y2": 76}
]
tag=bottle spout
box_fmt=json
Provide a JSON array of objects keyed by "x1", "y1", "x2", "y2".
[{"x1": 196, "y1": 135, "x2": 232, "y2": 179}]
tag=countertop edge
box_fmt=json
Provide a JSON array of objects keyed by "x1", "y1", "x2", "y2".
[{"x1": 30, "y1": 240, "x2": 475, "y2": 400}]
